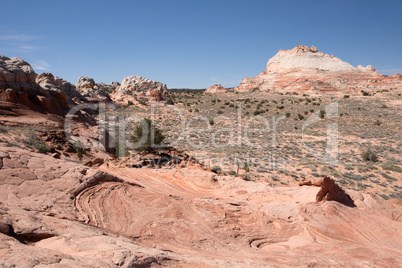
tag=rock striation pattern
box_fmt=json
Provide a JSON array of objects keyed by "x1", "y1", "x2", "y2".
[
  {"x1": 0, "y1": 143, "x2": 401, "y2": 266},
  {"x1": 236, "y1": 45, "x2": 402, "y2": 93}
]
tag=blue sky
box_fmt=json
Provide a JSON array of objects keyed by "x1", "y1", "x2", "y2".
[{"x1": 1, "y1": 0, "x2": 401, "y2": 88}]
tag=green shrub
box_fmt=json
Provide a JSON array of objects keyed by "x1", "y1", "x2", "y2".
[
  {"x1": 130, "y1": 118, "x2": 164, "y2": 152},
  {"x1": 285, "y1": 112, "x2": 291, "y2": 118},
  {"x1": 361, "y1": 148, "x2": 378, "y2": 162},
  {"x1": 212, "y1": 166, "x2": 222, "y2": 174},
  {"x1": 76, "y1": 141, "x2": 83, "y2": 160},
  {"x1": 165, "y1": 98, "x2": 174, "y2": 105},
  {"x1": 298, "y1": 114, "x2": 304, "y2": 120},
  {"x1": 319, "y1": 109, "x2": 326, "y2": 119},
  {"x1": 209, "y1": 119, "x2": 214, "y2": 126},
  {"x1": 35, "y1": 143, "x2": 50, "y2": 154},
  {"x1": 127, "y1": 100, "x2": 134, "y2": 106},
  {"x1": 361, "y1": 90, "x2": 370, "y2": 96},
  {"x1": 244, "y1": 162, "x2": 250, "y2": 173}
]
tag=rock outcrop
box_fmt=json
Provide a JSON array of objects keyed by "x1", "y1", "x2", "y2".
[
  {"x1": 75, "y1": 76, "x2": 112, "y2": 103},
  {"x1": 36, "y1": 72, "x2": 82, "y2": 101},
  {"x1": 205, "y1": 84, "x2": 228, "y2": 94},
  {"x1": 0, "y1": 56, "x2": 71, "y2": 115},
  {"x1": 115, "y1": 75, "x2": 169, "y2": 101},
  {"x1": 236, "y1": 45, "x2": 402, "y2": 93},
  {"x1": 0, "y1": 143, "x2": 401, "y2": 266},
  {"x1": 316, "y1": 176, "x2": 355, "y2": 206}
]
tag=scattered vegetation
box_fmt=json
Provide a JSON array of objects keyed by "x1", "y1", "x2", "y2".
[
  {"x1": 381, "y1": 162, "x2": 402, "y2": 173},
  {"x1": 130, "y1": 118, "x2": 165, "y2": 151}
]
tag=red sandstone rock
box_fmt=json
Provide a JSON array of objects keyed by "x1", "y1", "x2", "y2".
[
  {"x1": 316, "y1": 176, "x2": 354, "y2": 206},
  {"x1": 299, "y1": 180, "x2": 312, "y2": 186}
]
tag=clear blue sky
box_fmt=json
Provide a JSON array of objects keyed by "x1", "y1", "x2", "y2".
[{"x1": 1, "y1": 0, "x2": 401, "y2": 88}]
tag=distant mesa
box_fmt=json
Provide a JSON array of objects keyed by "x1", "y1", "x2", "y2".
[
  {"x1": 235, "y1": 45, "x2": 402, "y2": 93},
  {"x1": 115, "y1": 75, "x2": 169, "y2": 101},
  {"x1": 204, "y1": 84, "x2": 228, "y2": 94}
]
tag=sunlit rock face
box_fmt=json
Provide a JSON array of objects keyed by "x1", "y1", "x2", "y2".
[
  {"x1": 236, "y1": 45, "x2": 402, "y2": 93},
  {"x1": 116, "y1": 75, "x2": 169, "y2": 100}
]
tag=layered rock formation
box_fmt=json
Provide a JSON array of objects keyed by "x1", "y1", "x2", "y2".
[
  {"x1": 205, "y1": 84, "x2": 228, "y2": 94},
  {"x1": 36, "y1": 73, "x2": 82, "y2": 102},
  {"x1": 0, "y1": 56, "x2": 72, "y2": 115},
  {"x1": 75, "y1": 76, "x2": 112, "y2": 103},
  {"x1": 115, "y1": 75, "x2": 169, "y2": 101},
  {"x1": 1, "y1": 143, "x2": 401, "y2": 266},
  {"x1": 236, "y1": 45, "x2": 402, "y2": 93}
]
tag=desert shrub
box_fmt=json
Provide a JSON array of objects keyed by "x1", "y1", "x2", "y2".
[
  {"x1": 304, "y1": 111, "x2": 308, "y2": 115},
  {"x1": 319, "y1": 109, "x2": 325, "y2": 119},
  {"x1": 361, "y1": 90, "x2": 370, "y2": 96},
  {"x1": 343, "y1": 95, "x2": 350, "y2": 99},
  {"x1": 209, "y1": 119, "x2": 214, "y2": 126},
  {"x1": 194, "y1": 108, "x2": 199, "y2": 112},
  {"x1": 227, "y1": 170, "x2": 237, "y2": 176},
  {"x1": 381, "y1": 162, "x2": 402, "y2": 173},
  {"x1": 165, "y1": 98, "x2": 174, "y2": 105},
  {"x1": 373, "y1": 119, "x2": 381, "y2": 126},
  {"x1": 76, "y1": 141, "x2": 83, "y2": 160},
  {"x1": 310, "y1": 109, "x2": 314, "y2": 113},
  {"x1": 127, "y1": 100, "x2": 134, "y2": 106},
  {"x1": 35, "y1": 143, "x2": 50, "y2": 154},
  {"x1": 253, "y1": 110, "x2": 264, "y2": 116},
  {"x1": 361, "y1": 148, "x2": 378, "y2": 162},
  {"x1": 285, "y1": 112, "x2": 291, "y2": 118},
  {"x1": 0, "y1": 126, "x2": 8, "y2": 133},
  {"x1": 277, "y1": 106, "x2": 284, "y2": 110},
  {"x1": 298, "y1": 114, "x2": 304, "y2": 120},
  {"x1": 130, "y1": 118, "x2": 164, "y2": 152},
  {"x1": 252, "y1": 87, "x2": 259, "y2": 92},
  {"x1": 212, "y1": 166, "x2": 222, "y2": 174},
  {"x1": 217, "y1": 110, "x2": 224, "y2": 114},
  {"x1": 244, "y1": 162, "x2": 250, "y2": 173}
]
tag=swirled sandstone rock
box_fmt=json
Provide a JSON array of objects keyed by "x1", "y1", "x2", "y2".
[
  {"x1": 236, "y1": 45, "x2": 402, "y2": 93},
  {"x1": 0, "y1": 143, "x2": 401, "y2": 266}
]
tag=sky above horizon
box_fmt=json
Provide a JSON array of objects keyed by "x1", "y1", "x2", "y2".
[{"x1": 1, "y1": 0, "x2": 401, "y2": 88}]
